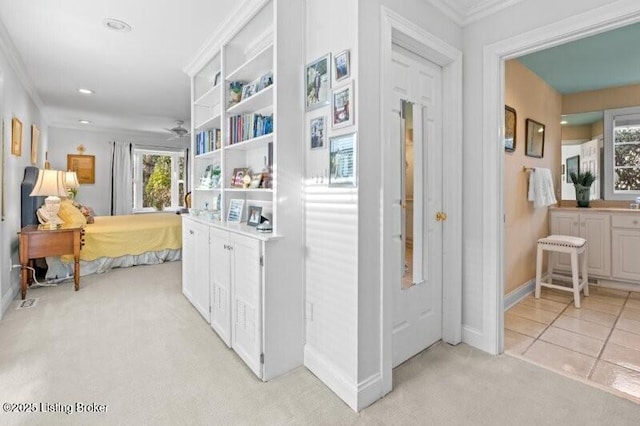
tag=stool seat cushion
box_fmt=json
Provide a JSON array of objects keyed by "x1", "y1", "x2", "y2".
[{"x1": 538, "y1": 235, "x2": 586, "y2": 248}]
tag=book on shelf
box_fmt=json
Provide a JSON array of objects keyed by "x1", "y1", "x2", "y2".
[
  {"x1": 196, "y1": 128, "x2": 221, "y2": 154},
  {"x1": 227, "y1": 113, "x2": 273, "y2": 145}
]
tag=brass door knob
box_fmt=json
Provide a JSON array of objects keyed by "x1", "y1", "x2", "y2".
[{"x1": 435, "y1": 211, "x2": 448, "y2": 222}]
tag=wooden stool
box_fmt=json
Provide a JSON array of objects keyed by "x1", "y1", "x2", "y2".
[{"x1": 535, "y1": 235, "x2": 588, "y2": 308}]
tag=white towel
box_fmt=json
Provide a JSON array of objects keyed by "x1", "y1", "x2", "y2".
[{"x1": 528, "y1": 168, "x2": 557, "y2": 208}]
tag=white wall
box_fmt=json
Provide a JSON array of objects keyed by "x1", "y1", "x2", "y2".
[
  {"x1": 0, "y1": 44, "x2": 48, "y2": 318},
  {"x1": 462, "y1": 0, "x2": 634, "y2": 352},
  {"x1": 48, "y1": 127, "x2": 188, "y2": 216}
]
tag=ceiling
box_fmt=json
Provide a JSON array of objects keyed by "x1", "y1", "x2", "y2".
[
  {"x1": 0, "y1": 0, "x2": 516, "y2": 136},
  {"x1": 517, "y1": 22, "x2": 640, "y2": 95}
]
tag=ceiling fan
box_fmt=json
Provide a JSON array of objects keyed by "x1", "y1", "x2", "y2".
[{"x1": 164, "y1": 120, "x2": 190, "y2": 140}]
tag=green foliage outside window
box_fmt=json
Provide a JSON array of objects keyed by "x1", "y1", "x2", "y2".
[
  {"x1": 614, "y1": 127, "x2": 640, "y2": 191},
  {"x1": 143, "y1": 155, "x2": 171, "y2": 209}
]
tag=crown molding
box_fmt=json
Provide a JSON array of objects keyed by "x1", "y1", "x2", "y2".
[
  {"x1": 183, "y1": 0, "x2": 271, "y2": 76},
  {"x1": 49, "y1": 122, "x2": 168, "y2": 138},
  {"x1": 0, "y1": 18, "x2": 48, "y2": 121},
  {"x1": 426, "y1": 0, "x2": 524, "y2": 26}
]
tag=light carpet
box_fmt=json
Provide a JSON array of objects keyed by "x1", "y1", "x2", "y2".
[{"x1": 0, "y1": 262, "x2": 639, "y2": 425}]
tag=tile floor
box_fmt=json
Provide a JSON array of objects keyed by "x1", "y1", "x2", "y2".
[{"x1": 505, "y1": 285, "x2": 640, "y2": 404}]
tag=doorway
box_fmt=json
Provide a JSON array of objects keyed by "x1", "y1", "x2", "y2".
[{"x1": 389, "y1": 46, "x2": 443, "y2": 367}]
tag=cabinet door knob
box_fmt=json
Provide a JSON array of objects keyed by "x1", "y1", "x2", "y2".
[
  {"x1": 189, "y1": 230, "x2": 194, "y2": 235},
  {"x1": 634, "y1": 220, "x2": 638, "y2": 225}
]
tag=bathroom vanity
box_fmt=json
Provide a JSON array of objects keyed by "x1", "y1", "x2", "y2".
[{"x1": 549, "y1": 207, "x2": 640, "y2": 289}]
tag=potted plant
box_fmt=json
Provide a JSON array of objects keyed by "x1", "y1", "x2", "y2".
[{"x1": 570, "y1": 170, "x2": 596, "y2": 208}]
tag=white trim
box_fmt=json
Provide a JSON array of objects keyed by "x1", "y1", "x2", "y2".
[
  {"x1": 604, "y1": 106, "x2": 640, "y2": 201},
  {"x1": 426, "y1": 0, "x2": 524, "y2": 26},
  {"x1": 380, "y1": 3, "x2": 463, "y2": 400},
  {"x1": 482, "y1": 0, "x2": 640, "y2": 355},
  {"x1": 183, "y1": 0, "x2": 271, "y2": 76},
  {"x1": 503, "y1": 278, "x2": 535, "y2": 311},
  {"x1": 356, "y1": 373, "x2": 383, "y2": 412},
  {"x1": 0, "y1": 19, "x2": 48, "y2": 121},
  {"x1": 304, "y1": 345, "x2": 358, "y2": 411},
  {"x1": 1, "y1": 279, "x2": 19, "y2": 320},
  {"x1": 462, "y1": 325, "x2": 485, "y2": 349}
]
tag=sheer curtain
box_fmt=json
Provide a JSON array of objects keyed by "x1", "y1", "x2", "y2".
[{"x1": 110, "y1": 141, "x2": 133, "y2": 215}]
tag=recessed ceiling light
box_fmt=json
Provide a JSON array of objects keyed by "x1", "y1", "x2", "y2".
[
  {"x1": 78, "y1": 88, "x2": 94, "y2": 95},
  {"x1": 79, "y1": 120, "x2": 92, "y2": 124},
  {"x1": 104, "y1": 18, "x2": 131, "y2": 32},
  {"x1": 560, "y1": 120, "x2": 568, "y2": 125}
]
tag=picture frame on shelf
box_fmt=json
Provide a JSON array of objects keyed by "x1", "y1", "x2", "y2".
[
  {"x1": 250, "y1": 173, "x2": 264, "y2": 189},
  {"x1": 310, "y1": 116, "x2": 326, "y2": 150},
  {"x1": 334, "y1": 49, "x2": 350, "y2": 82},
  {"x1": 332, "y1": 81, "x2": 354, "y2": 129},
  {"x1": 231, "y1": 167, "x2": 250, "y2": 187},
  {"x1": 241, "y1": 81, "x2": 257, "y2": 101},
  {"x1": 31, "y1": 124, "x2": 40, "y2": 165},
  {"x1": 504, "y1": 105, "x2": 516, "y2": 152},
  {"x1": 329, "y1": 132, "x2": 357, "y2": 187},
  {"x1": 305, "y1": 54, "x2": 330, "y2": 111},
  {"x1": 227, "y1": 199, "x2": 244, "y2": 222},
  {"x1": 11, "y1": 117, "x2": 22, "y2": 156},
  {"x1": 258, "y1": 72, "x2": 273, "y2": 91},
  {"x1": 247, "y1": 205, "x2": 262, "y2": 227},
  {"x1": 525, "y1": 118, "x2": 545, "y2": 158}
]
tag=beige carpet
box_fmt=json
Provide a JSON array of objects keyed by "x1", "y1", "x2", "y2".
[{"x1": 1, "y1": 261, "x2": 639, "y2": 425}]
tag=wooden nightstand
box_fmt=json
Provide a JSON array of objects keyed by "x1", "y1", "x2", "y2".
[{"x1": 18, "y1": 225, "x2": 84, "y2": 299}]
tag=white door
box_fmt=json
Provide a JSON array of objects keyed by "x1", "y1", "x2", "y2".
[
  {"x1": 210, "y1": 228, "x2": 232, "y2": 347},
  {"x1": 390, "y1": 46, "x2": 444, "y2": 367}
]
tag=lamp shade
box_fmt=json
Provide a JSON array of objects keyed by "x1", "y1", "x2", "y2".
[
  {"x1": 29, "y1": 169, "x2": 67, "y2": 197},
  {"x1": 64, "y1": 171, "x2": 80, "y2": 189}
]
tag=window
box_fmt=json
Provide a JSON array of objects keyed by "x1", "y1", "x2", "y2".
[
  {"x1": 132, "y1": 148, "x2": 186, "y2": 211},
  {"x1": 604, "y1": 106, "x2": 640, "y2": 200}
]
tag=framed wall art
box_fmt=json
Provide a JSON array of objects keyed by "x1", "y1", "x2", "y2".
[
  {"x1": 334, "y1": 49, "x2": 350, "y2": 83},
  {"x1": 67, "y1": 154, "x2": 96, "y2": 184},
  {"x1": 504, "y1": 105, "x2": 516, "y2": 152},
  {"x1": 305, "y1": 54, "x2": 330, "y2": 111},
  {"x1": 332, "y1": 81, "x2": 354, "y2": 129},
  {"x1": 566, "y1": 155, "x2": 580, "y2": 183},
  {"x1": 329, "y1": 132, "x2": 357, "y2": 187},
  {"x1": 525, "y1": 118, "x2": 545, "y2": 158},
  {"x1": 11, "y1": 117, "x2": 22, "y2": 156},
  {"x1": 31, "y1": 125, "x2": 40, "y2": 165},
  {"x1": 309, "y1": 116, "x2": 326, "y2": 150}
]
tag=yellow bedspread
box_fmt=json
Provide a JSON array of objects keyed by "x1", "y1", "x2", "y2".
[{"x1": 62, "y1": 213, "x2": 182, "y2": 262}]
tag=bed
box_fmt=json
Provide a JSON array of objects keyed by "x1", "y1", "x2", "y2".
[{"x1": 20, "y1": 166, "x2": 182, "y2": 280}]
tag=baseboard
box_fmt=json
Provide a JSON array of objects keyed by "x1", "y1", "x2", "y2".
[
  {"x1": 0, "y1": 280, "x2": 19, "y2": 320},
  {"x1": 591, "y1": 279, "x2": 640, "y2": 292},
  {"x1": 304, "y1": 345, "x2": 358, "y2": 411},
  {"x1": 504, "y1": 278, "x2": 536, "y2": 311},
  {"x1": 356, "y1": 372, "x2": 383, "y2": 411},
  {"x1": 462, "y1": 325, "x2": 488, "y2": 352}
]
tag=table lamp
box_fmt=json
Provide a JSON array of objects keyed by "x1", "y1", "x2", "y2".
[
  {"x1": 64, "y1": 171, "x2": 80, "y2": 199},
  {"x1": 29, "y1": 169, "x2": 67, "y2": 217}
]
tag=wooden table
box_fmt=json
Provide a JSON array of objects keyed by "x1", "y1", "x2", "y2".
[{"x1": 18, "y1": 225, "x2": 84, "y2": 299}]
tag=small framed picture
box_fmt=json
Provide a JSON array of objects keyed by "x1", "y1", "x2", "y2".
[
  {"x1": 213, "y1": 70, "x2": 221, "y2": 87},
  {"x1": 306, "y1": 54, "x2": 331, "y2": 111},
  {"x1": 11, "y1": 117, "x2": 22, "y2": 156},
  {"x1": 231, "y1": 167, "x2": 249, "y2": 187},
  {"x1": 227, "y1": 199, "x2": 244, "y2": 222},
  {"x1": 310, "y1": 116, "x2": 326, "y2": 150},
  {"x1": 334, "y1": 49, "x2": 350, "y2": 82},
  {"x1": 258, "y1": 72, "x2": 273, "y2": 91},
  {"x1": 525, "y1": 118, "x2": 545, "y2": 158},
  {"x1": 329, "y1": 132, "x2": 357, "y2": 187},
  {"x1": 241, "y1": 83, "x2": 255, "y2": 101},
  {"x1": 247, "y1": 205, "x2": 262, "y2": 227},
  {"x1": 504, "y1": 105, "x2": 516, "y2": 152},
  {"x1": 250, "y1": 173, "x2": 264, "y2": 189},
  {"x1": 332, "y1": 81, "x2": 354, "y2": 129},
  {"x1": 31, "y1": 124, "x2": 40, "y2": 165}
]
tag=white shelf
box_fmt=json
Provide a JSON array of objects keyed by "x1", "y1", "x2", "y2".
[
  {"x1": 226, "y1": 44, "x2": 273, "y2": 82},
  {"x1": 195, "y1": 149, "x2": 221, "y2": 160},
  {"x1": 195, "y1": 112, "x2": 222, "y2": 131},
  {"x1": 194, "y1": 187, "x2": 222, "y2": 191},
  {"x1": 226, "y1": 133, "x2": 273, "y2": 151},
  {"x1": 225, "y1": 188, "x2": 273, "y2": 193},
  {"x1": 227, "y1": 85, "x2": 273, "y2": 115},
  {"x1": 194, "y1": 84, "x2": 221, "y2": 107}
]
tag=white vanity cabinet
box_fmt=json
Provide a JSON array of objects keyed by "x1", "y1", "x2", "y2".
[
  {"x1": 611, "y1": 214, "x2": 640, "y2": 282},
  {"x1": 549, "y1": 210, "x2": 610, "y2": 277},
  {"x1": 210, "y1": 227, "x2": 232, "y2": 347},
  {"x1": 181, "y1": 216, "x2": 211, "y2": 322}
]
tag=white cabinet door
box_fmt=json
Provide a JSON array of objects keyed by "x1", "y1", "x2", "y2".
[
  {"x1": 182, "y1": 218, "x2": 211, "y2": 322},
  {"x1": 581, "y1": 213, "x2": 610, "y2": 277},
  {"x1": 230, "y1": 234, "x2": 263, "y2": 378},
  {"x1": 612, "y1": 214, "x2": 640, "y2": 282},
  {"x1": 210, "y1": 228, "x2": 232, "y2": 347},
  {"x1": 550, "y1": 211, "x2": 580, "y2": 271}
]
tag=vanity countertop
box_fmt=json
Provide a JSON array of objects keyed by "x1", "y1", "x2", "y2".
[{"x1": 550, "y1": 206, "x2": 640, "y2": 213}]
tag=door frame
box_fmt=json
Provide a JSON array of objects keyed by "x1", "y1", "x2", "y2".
[
  {"x1": 482, "y1": 2, "x2": 640, "y2": 355},
  {"x1": 380, "y1": 6, "x2": 463, "y2": 395}
]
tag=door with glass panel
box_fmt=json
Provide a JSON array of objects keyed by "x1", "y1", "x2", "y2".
[{"x1": 390, "y1": 46, "x2": 444, "y2": 367}]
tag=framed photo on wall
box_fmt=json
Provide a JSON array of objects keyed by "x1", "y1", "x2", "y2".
[
  {"x1": 11, "y1": 117, "x2": 22, "y2": 156},
  {"x1": 334, "y1": 49, "x2": 350, "y2": 83},
  {"x1": 566, "y1": 155, "x2": 580, "y2": 183},
  {"x1": 525, "y1": 118, "x2": 545, "y2": 158},
  {"x1": 329, "y1": 132, "x2": 357, "y2": 187},
  {"x1": 309, "y1": 116, "x2": 326, "y2": 150},
  {"x1": 504, "y1": 106, "x2": 516, "y2": 152},
  {"x1": 332, "y1": 81, "x2": 354, "y2": 129},
  {"x1": 305, "y1": 54, "x2": 330, "y2": 111},
  {"x1": 67, "y1": 154, "x2": 95, "y2": 184},
  {"x1": 31, "y1": 125, "x2": 40, "y2": 165}
]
